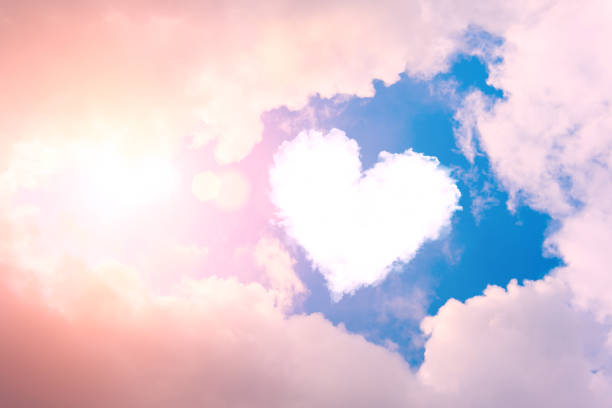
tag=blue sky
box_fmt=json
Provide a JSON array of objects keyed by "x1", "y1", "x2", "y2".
[
  {"x1": 264, "y1": 52, "x2": 561, "y2": 363},
  {"x1": 3, "y1": 2, "x2": 612, "y2": 406}
]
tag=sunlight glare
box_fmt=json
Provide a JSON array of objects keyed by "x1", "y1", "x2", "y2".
[{"x1": 76, "y1": 145, "x2": 180, "y2": 215}]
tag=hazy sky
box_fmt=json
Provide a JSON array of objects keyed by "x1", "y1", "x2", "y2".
[{"x1": 1, "y1": 1, "x2": 612, "y2": 407}]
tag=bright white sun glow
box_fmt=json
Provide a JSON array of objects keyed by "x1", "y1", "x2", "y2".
[{"x1": 75, "y1": 145, "x2": 180, "y2": 215}]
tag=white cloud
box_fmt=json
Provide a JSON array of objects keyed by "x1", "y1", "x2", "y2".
[
  {"x1": 458, "y1": 1, "x2": 612, "y2": 215},
  {"x1": 0, "y1": 253, "x2": 425, "y2": 408},
  {"x1": 419, "y1": 277, "x2": 612, "y2": 408},
  {"x1": 454, "y1": 0, "x2": 612, "y2": 319},
  {"x1": 0, "y1": 0, "x2": 468, "y2": 169},
  {"x1": 444, "y1": 4, "x2": 612, "y2": 399},
  {"x1": 0, "y1": 0, "x2": 551, "y2": 174},
  {"x1": 3, "y1": 1, "x2": 612, "y2": 406},
  {"x1": 270, "y1": 129, "x2": 460, "y2": 298},
  {"x1": 254, "y1": 236, "x2": 307, "y2": 311},
  {"x1": 1, "y1": 196, "x2": 611, "y2": 407}
]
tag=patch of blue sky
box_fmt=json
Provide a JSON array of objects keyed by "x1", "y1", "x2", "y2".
[
  {"x1": 461, "y1": 25, "x2": 505, "y2": 70},
  {"x1": 262, "y1": 40, "x2": 561, "y2": 365}
]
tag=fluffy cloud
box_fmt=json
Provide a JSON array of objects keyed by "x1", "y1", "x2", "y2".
[
  {"x1": 420, "y1": 278, "x2": 612, "y2": 408},
  {"x1": 445, "y1": 3, "x2": 612, "y2": 403},
  {"x1": 0, "y1": 177, "x2": 609, "y2": 407},
  {"x1": 254, "y1": 236, "x2": 307, "y2": 311},
  {"x1": 0, "y1": 0, "x2": 454, "y2": 169},
  {"x1": 270, "y1": 129, "x2": 460, "y2": 298},
  {"x1": 457, "y1": 0, "x2": 612, "y2": 215},
  {"x1": 0, "y1": 254, "x2": 425, "y2": 407},
  {"x1": 3, "y1": 253, "x2": 610, "y2": 407},
  {"x1": 3, "y1": 0, "x2": 612, "y2": 406},
  {"x1": 454, "y1": 0, "x2": 612, "y2": 319},
  {"x1": 0, "y1": 0, "x2": 547, "y2": 175}
]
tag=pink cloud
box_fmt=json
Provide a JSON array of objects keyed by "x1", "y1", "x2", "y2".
[
  {"x1": 1, "y1": 1, "x2": 612, "y2": 406},
  {"x1": 0, "y1": 259, "x2": 421, "y2": 407}
]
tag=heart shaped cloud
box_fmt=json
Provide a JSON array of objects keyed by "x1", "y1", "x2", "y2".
[{"x1": 270, "y1": 129, "x2": 461, "y2": 299}]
